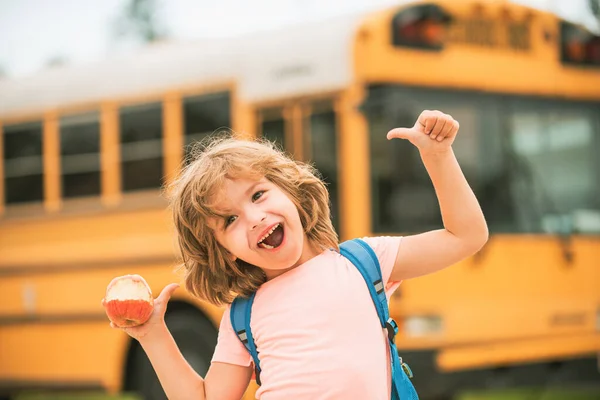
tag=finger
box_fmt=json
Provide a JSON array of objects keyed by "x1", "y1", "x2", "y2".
[
  {"x1": 387, "y1": 127, "x2": 413, "y2": 140},
  {"x1": 451, "y1": 119, "x2": 460, "y2": 135},
  {"x1": 418, "y1": 111, "x2": 436, "y2": 134},
  {"x1": 437, "y1": 119, "x2": 455, "y2": 141},
  {"x1": 156, "y1": 283, "x2": 180, "y2": 303},
  {"x1": 430, "y1": 118, "x2": 447, "y2": 139}
]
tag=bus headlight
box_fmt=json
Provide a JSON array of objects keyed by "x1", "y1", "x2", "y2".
[{"x1": 403, "y1": 315, "x2": 443, "y2": 337}]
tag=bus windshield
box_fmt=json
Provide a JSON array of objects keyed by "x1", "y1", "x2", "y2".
[{"x1": 363, "y1": 85, "x2": 600, "y2": 235}]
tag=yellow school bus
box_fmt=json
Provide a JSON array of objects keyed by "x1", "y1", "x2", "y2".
[{"x1": 1, "y1": 1, "x2": 599, "y2": 399}]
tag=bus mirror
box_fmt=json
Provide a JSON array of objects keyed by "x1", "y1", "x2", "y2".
[{"x1": 560, "y1": 21, "x2": 600, "y2": 67}]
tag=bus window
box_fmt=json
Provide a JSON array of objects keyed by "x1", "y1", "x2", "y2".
[
  {"x1": 305, "y1": 102, "x2": 339, "y2": 232},
  {"x1": 3, "y1": 121, "x2": 44, "y2": 204},
  {"x1": 367, "y1": 97, "x2": 442, "y2": 233},
  {"x1": 260, "y1": 108, "x2": 286, "y2": 151},
  {"x1": 364, "y1": 86, "x2": 508, "y2": 234},
  {"x1": 60, "y1": 112, "x2": 101, "y2": 198},
  {"x1": 364, "y1": 86, "x2": 600, "y2": 235},
  {"x1": 184, "y1": 91, "x2": 231, "y2": 158},
  {"x1": 119, "y1": 102, "x2": 164, "y2": 192},
  {"x1": 508, "y1": 107, "x2": 600, "y2": 234}
]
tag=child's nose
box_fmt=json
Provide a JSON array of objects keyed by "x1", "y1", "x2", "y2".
[{"x1": 251, "y1": 216, "x2": 266, "y2": 230}]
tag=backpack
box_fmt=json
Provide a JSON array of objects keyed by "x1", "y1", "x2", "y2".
[{"x1": 230, "y1": 238, "x2": 419, "y2": 400}]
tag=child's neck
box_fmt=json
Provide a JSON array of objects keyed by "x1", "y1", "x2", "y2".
[{"x1": 263, "y1": 241, "x2": 322, "y2": 281}]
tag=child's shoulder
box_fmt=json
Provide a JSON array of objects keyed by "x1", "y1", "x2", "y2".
[
  {"x1": 339, "y1": 236, "x2": 403, "y2": 263},
  {"x1": 351, "y1": 236, "x2": 403, "y2": 279},
  {"x1": 354, "y1": 235, "x2": 403, "y2": 251}
]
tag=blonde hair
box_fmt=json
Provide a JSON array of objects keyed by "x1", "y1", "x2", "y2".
[{"x1": 167, "y1": 134, "x2": 338, "y2": 306}]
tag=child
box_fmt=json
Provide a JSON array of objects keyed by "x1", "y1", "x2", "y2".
[{"x1": 110, "y1": 110, "x2": 488, "y2": 399}]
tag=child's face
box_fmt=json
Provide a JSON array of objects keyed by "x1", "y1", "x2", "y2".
[{"x1": 210, "y1": 176, "x2": 319, "y2": 280}]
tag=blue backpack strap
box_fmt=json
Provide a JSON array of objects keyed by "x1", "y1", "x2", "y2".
[
  {"x1": 340, "y1": 239, "x2": 388, "y2": 326},
  {"x1": 340, "y1": 238, "x2": 419, "y2": 400},
  {"x1": 230, "y1": 292, "x2": 262, "y2": 385}
]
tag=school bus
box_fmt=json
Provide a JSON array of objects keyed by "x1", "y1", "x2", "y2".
[{"x1": 1, "y1": 1, "x2": 599, "y2": 399}]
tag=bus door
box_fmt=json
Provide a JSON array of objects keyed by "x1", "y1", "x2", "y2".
[{"x1": 362, "y1": 84, "x2": 600, "y2": 369}]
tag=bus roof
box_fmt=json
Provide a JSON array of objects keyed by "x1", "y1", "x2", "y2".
[{"x1": 0, "y1": 12, "x2": 364, "y2": 119}]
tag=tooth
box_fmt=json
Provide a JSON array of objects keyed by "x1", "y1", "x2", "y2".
[{"x1": 258, "y1": 224, "x2": 279, "y2": 245}]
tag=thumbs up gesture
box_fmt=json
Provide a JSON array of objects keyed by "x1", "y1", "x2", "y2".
[{"x1": 387, "y1": 110, "x2": 459, "y2": 155}]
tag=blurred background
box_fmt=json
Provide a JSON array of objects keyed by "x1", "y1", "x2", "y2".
[{"x1": 1, "y1": 0, "x2": 599, "y2": 399}]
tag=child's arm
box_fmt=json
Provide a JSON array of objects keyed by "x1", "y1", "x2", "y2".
[
  {"x1": 108, "y1": 284, "x2": 252, "y2": 400},
  {"x1": 386, "y1": 110, "x2": 489, "y2": 281},
  {"x1": 205, "y1": 362, "x2": 254, "y2": 399},
  {"x1": 140, "y1": 325, "x2": 252, "y2": 400}
]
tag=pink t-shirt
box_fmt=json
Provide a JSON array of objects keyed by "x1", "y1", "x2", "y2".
[{"x1": 211, "y1": 236, "x2": 402, "y2": 399}]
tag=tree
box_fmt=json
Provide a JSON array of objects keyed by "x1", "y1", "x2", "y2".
[
  {"x1": 113, "y1": 0, "x2": 167, "y2": 44},
  {"x1": 590, "y1": 0, "x2": 600, "y2": 26},
  {"x1": 45, "y1": 55, "x2": 68, "y2": 68}
]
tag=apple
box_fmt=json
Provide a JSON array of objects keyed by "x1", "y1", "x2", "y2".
[{"x1": 103, "y1": 274, "x2": 154, "y2": 328}]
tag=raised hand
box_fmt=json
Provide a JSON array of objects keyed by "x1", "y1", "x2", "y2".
[
  {"x1": 386, "y1": 110, "x2": 459, "y2": 154},
  {"x1": 103, "y1": 283, "x2": 180, "y2": 342}
]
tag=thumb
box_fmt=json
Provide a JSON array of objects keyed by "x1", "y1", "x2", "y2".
[
  {"x1": 156, "y1": 283, "x2": 180, "y2": 303},
  {"x1": 387, "y1": 127, "x2": 414, "y2": 140}
]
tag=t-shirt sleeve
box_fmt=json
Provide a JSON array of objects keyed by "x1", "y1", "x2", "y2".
[
  {"x1": 210, "y1": 305, "x2": 253, "y2": 367},
  {"x1": 361, "y1": 236, "x2": 403, "y2": 297}
]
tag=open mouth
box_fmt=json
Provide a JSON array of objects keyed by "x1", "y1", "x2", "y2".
[{"x1": 257, "y1": 223, "x2": 284, "y2": 249}]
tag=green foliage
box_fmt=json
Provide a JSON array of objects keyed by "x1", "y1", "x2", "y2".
[
  {"x1": 113, "y1": 0, "x2": 167, "y2": 43},
  {"x1": 590, "y1": 0, "x2": 600, "y2": 25}
]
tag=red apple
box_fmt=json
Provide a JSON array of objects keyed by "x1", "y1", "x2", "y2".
[{"x1": 103, "y1": 274, "x2": 154, "y2": 328}]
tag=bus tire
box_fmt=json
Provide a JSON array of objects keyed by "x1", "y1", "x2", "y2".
[{"x1": 124, "y1": 307, "x2": 218, "y2": 400}]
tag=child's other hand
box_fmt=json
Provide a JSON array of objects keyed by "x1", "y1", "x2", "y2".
[
  {"x1": 386, "y1": 110, "x2": 459, "y2": 155},
  {"x1": 102, "y1": 283, "x2": 180, "y2": 342}
]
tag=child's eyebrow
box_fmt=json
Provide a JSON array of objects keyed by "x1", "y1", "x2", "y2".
[
  {"x1": 210, "y1": 181, "x2": 263, "y2": 217},
  {"x1": 244, "y1": 182, "x2": 261, "y2": 197},
  {"x1": 213, "y1": 207, "x2": 232, "y2": 217}
]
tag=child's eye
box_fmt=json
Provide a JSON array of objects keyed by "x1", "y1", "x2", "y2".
[
  {"x1": 252, "y1": 191, "x2": 264, "y2": 202},
  {"x1": 225, "y1": 215, "x2": 237, "y2": 227}
]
